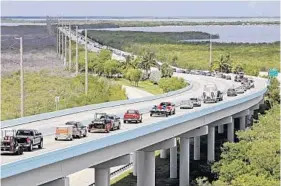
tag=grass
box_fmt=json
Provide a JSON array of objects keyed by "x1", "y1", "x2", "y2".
[
  {"x1": 125, "y1": 42, "x2": 280, "y2": 76},
  {"x1": 1, "y1": 71, "x2": 126, "y2": 120},
  {"x1": 115, "y1": 78, "x2": 164, "y2": 95}
]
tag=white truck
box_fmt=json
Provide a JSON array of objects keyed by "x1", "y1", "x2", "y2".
[{"x1": 202, "y1": 83, "x2": 223, "y2": 103}]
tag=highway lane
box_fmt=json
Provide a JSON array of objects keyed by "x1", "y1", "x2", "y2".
[
  {"x1": 1, "y1": 74, "x2": 200, "y2": 137},
  {"x1": 1, "y1": 74, "x2": 245, "y2": 164}
]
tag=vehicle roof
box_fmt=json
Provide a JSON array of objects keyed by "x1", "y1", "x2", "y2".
[{"x1": 16, "y1": 129, "x2": 35, "y2": 131}]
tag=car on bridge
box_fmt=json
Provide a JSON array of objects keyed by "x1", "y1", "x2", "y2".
[
  {"x1": 235, "y1": 86, "x2": 246, "y2": 94},
  {"x1": 123, "y1": 109, "x2": 142, "y2": 123},
  {"x1": 226, "y1": 75, "x2": 232, "y2": 80},
  {"x1": 190, "y1": 97, "x2": 202, "y2": 107},
  {"x1": 150, "y1": 102, "x2": 176, "y2": 117},
  {"x1": 15, "y1": 129, "x2": 43, "y2": 151},
  {"x1": 234, "y1": 72, "x2": 245, "y2": 82},
  {"x1": 65, "y1": 121, "x2": 87, "y2": 138},
  {"x1": 88, "y1": 113, "x2": 121, "y2": 133},
  {"x1": 180, "y1": 100, "x2": 193, "y2": 109},
  {"x1": 1, "y1": 130, "x2": 24, "y2": 155},
  {"x1": 227, "y1": 88, "x2": 238, "y2": 97},
  {"x1": 202, "y1": 83, "x2": 223, "y2": 103}
]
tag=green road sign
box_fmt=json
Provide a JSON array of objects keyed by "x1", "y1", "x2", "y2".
[{"x1": 268, "y1": 68, "x2": 279, "y2": 78}]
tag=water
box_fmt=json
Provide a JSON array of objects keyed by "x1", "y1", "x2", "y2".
[
  {"x1": 97, "y1": 25, "x2": 280, "y2": 43},
  {"x1": 2, "y1": 17, "x2": 280, "y2": 22}
]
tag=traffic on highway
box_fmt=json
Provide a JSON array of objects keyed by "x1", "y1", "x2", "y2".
[{"x1": 1, "y1": 71, "x2": 255, "y2": 156}]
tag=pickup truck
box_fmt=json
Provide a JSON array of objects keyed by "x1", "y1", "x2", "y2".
[
  {"x1": 150, "y1": 102, "x2": 176, "y2": 117},
  {"x1": 123, "y1": 109, "x2": 142, "y2": 123},
  {"x1": 1, "y1": 130, "x2": 24, "y2": 155},
  {"x1": 15, "y1": 129, "x2": 43, "y2": 151},
  {"x1": 88, "y1": 113, "x2": 121, "y2": 133},
  {"x1": 65, "y1": 121, "x2": 87, "y2": 138}
]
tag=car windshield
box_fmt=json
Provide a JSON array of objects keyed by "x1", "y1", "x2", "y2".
[
  {"x1": 160, "y1": 102, "x2": 170, "y2": 106},
  {"x1": 16, "y1": 130, "x2": 33, "y2": 136},
  {"x1": 228, "y1": 89, "x2": 235, "y2": 91},
  {"x1": 182, "y1": 101, "x2": 191, "y2": 104},
  {"x1": 66, "y1": 122, "x2": 75, "y2": 125},
  {"x1": 108, "y1": 116, "x2": 115, "y2": 120},
  {"x1": 127, "y1": 110, "x2": 137, "y2": 114},
  {"x1": 190, "y1": 98, "x2": 197, "y2": 101},
  {"x1": 96, "y1": 113, "x2": 106, "y2": 119}
]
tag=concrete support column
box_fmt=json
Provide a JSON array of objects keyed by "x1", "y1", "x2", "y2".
[
  {"x1": 137, "y1": 151, "x2": 155, "y2": 186},
  {"x1": 207, "y1": 126, "x2": 215, "y2": 162},
  {"x1": 40, "y1": 177, "x2": 69, "y2": 186},
  {"x1": 218, "y1": 125, "x2": 224, "y2": 134},
  {"x1": 193, "y1": 136, "x2": 200, "y2": 160},
  {"x1": 170, "y1": 138, "x2": 177, "y2": 178},
  {"x1": 180, "y1": 137, "x2": 190, "y2": 186},
  {"x1": 133, "y1": 152, "x2": 137, "y2": 176},
  {"x1": 95, "y1": 168, "x2": 110, "y2": 186},
  {"x1": 227, "y1": 121, "x2": 234, "y2": 142},
  {"x1": 160, "y1": 149, "x2": 168, "y2": 159},
  {"x1": 239, "y1": 116, "x2": 246, "y2": 130}
]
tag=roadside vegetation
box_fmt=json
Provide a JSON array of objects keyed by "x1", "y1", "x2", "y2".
[
  {"x1": 125, "y1": 42, "x2": 280, "y2": 76},
  {"x1": 69, "y1": 45, "x2": 187, "y2": 95},
  {"x1": 1, "y1": 71, "x2": 126, "y2": 120}
]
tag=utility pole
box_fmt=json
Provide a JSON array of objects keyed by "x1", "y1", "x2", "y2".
[
  {"x1": 58, "y1": 24, "x2": 61, "y2": 56},
  {"x1": 64, "y1": 24, "x2": 67, "y2": 67},
  {"x1": 85, "y1": 29, "x2": 88, "y2": 95},
  {"x1": 61, "y1": 22, "x2": 64, "y2": 60},
  {"x1": 76, "y1": 26, "x2": 79, "y2": 76},
  {"x1": 68, "y1": 24, "x2": 72, "y2": 70},
  {"x1": 15, "y1": 37, "x2": 24, "y2": 117},
  {"x1": 209, "y1": 34, "x2": 212, "y2": 69},
  {"x1": 56, "y1": 23, "x2": 59, "y2": 54}
]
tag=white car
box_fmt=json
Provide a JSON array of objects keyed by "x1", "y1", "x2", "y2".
[{"x1": 180, "y1": 100, "x2": 194, "y2": 109}]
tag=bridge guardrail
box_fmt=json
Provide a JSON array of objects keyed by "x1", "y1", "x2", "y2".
[
  {"x1": 1, "y1": 80, "x2": 193, "y2": 129},
  {"x1": 1, "y1": 83, "x2": 267, "y2": 179}
]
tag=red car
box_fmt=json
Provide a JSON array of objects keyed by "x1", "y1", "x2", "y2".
[{"x1": 123, "y1": 109, "x2": 142, "y2": 123}]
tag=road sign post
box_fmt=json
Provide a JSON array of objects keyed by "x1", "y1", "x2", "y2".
[
  {"x1": 268, "y1": 68, "x2": 278, "y2": 78},
  {"x1": 55, "y1": 96, "x2": 60, "y2": 110}
]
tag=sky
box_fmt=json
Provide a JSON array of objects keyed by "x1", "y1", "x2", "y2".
[{"x1": 1, "y1": 1, "x2": 280, "y2": 17}]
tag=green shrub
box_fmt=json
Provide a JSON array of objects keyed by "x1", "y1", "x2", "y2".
[
  {"x1": 158, "y1": 77, "x2": 187, "y2": 93},
  {"x1": 1, "y1": 71, "x2": 126, "y2": 120}
]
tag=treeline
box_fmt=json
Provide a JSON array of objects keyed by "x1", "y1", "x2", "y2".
[
  {"x1": 84, "y1": 30, "x2": 219, "y2": 50},
  {"x1": 1, "y1": 71, "x2": 126, "y2": 120},
  {"x1": 125, "y1": 43, "x2": 280, "y2": 76},
  {"x1": 196, "y1": 78, "x2": 280, "y2": 186},
  {"x1": 69, "y1": 45, "x2": 187, "y2": 92}
]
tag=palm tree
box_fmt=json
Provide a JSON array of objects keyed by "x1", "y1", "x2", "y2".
[
  {"x1": 139, "y1": 51, "x2": 158, "y2": 79},
  {"x1": 213, "y1": 54, "x2": 232, "y2": 73}
]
